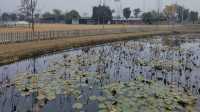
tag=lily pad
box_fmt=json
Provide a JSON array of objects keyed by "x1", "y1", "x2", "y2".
[{"x1": 72, "y1": 103, "x2": 83, "y2": 110}]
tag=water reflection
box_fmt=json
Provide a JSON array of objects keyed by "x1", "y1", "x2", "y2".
[{"x1": 1, "y1": 34, "x2": 200, "y2": 111}]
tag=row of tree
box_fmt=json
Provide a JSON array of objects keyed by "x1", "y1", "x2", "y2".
[
  {"x1": 123, "y1": 8, "x2": 141, "y2": 19},
  {"x1": 91, "y1": 5, "x2": 142, "y2": 24},
  {"x1": 0, "y1": 2, "x2": 199, "y2": 27},
  {"x1": 41, "y1": 9, "x2": 80, "y2": 23},
  {"x1": 91, "y1": 4, "x2": 199, "y2": 25},
  {"x1": 92, "y1": 5, "x2": 113, "y2": 24},
  {"x1": 0, "y1": 9, "x2": 80, "y2": 23},
  {"x1": 142, "y1": 4, "x2": 199, "y2": 24},
  {"x1": 0, "y1": 0, "x2": 81, "y2": 31}
]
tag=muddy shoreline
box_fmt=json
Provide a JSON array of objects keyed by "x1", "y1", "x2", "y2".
[{"x1": 0, "y1": 30, "x2": 200, "y2": 66}]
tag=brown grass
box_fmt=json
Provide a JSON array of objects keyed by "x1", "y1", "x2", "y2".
[
  {"x1": 0, "y1": 24, "x2": 129, "y2": 33},
  {"x1": 0, "y1": 27, "x2": 200, "y2": 65},
  {"x1": 0, "y1": 24, "x2": 200, "y2": 65},
  {"x1": 1, "y1": 24, "x2": 198, "y2": 33}
]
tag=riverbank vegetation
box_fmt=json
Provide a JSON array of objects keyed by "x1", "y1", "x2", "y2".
[{"x1": 0, "y1": 26, "x2": 200, "y2": 65}]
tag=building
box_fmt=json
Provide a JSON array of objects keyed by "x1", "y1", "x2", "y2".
[
  {"x1": 79, "y1": 17, "x2": 144, "y2": 25},
  {"x1": 65, "y1": 19, "x2": 79, "y2": 24},
  {"x1": 15, "y1": 21, "x2": 29, "y2": 27},
  {"x1": 79, "y1": 17, "x2": 96, "y2": 24},
  {"x1": 111, "y1": 17, "x2": 144, "y2": 25},
  {"x1": 0, "y1": 21, "x2": 3, "y2": 27},
  {"x1": 72, "y1": 19, "x2": 79, "y2": 24},
  {"x1": 0, "y1": 21, "x2": 29, "y2": 27}
]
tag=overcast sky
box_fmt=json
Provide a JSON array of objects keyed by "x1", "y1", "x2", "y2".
[{"x1": 0, "y1": 0, "x2": 199, "y2": 16}]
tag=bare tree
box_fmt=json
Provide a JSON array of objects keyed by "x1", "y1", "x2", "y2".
[{"x1": 20, "y1": 0, "x2": 37, "y2": 32}]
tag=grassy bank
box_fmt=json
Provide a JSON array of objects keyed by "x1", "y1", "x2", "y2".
[
  {"x1": 0, "y1": 24, "x2": 133, "y2": 33},
  {"x1": 1, "y1": 24, "x2": 199, "y2": 33},
  {"x1": 0, "y1": 28, "x2": 200, "y2": 66}
]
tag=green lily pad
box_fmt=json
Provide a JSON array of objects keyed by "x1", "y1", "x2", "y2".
[
  {"x1": 98, "y1": 103, "x2": 107, "y2": 109},
  {"x1": 89, "y1": 96, "x2": 97, "y2": 101},
  {"x1": 72, "y1": 103, "x2": 83, "y2": 110}
]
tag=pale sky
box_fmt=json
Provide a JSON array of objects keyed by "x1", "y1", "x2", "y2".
[{"x1": 0, "y1": 0, "x2": 199, "y2": 16}]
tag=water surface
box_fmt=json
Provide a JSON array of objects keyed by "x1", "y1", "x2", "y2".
[{"x1": 1, "y1": 34, "x2": 200, "y2": 112}]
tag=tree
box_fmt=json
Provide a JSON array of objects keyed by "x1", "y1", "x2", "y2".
[
  {"x1": 64, "y1": 10, "x2": 80, "y2": 24},
  {"x1": 142, "y1": 12, "x2": 153, "y2": 24},
  {"x1": 42, "y1": 12, "x2": 54, "y2": 22},
  {"x1": 42, "y1": 12, "x2": 52, "y2": 19},
  {"x1": 92, "y1": 5, "x2": 113, "y2": 24},
  {"x1": 66, "y1": 10, "x2": 80, "y2": 19},
  {"x1": 1, "y1": 12, "x2": 18, "y2": 22},
  {"x1": 190, "y1": 11, "x2": 198, "y2": 24},
  {"x1": 19, "y1": 0, "x2": 38, "y2": 32},
  {"x1": 163, "y1": 4, "x2": 176, "y2": 22},
  {"x1": 123, "y1": 7, "x2": 131, "y2": 20},
  {"x1": 1, "y1": 12, "x2": 9, "y2": 21},
  {"x1": 198, "y1": 18, "x2": 200, "y2": 24},
  {"x1": 18, "y1": 14, "x2": 26, "y2": 21},
  {"x1": 183, "y1": 9, "x2": 190, "y2": 21},
  {"x1": 142, "y1": 11, "x2": 159, "y2": 24},
  {"x1": 34, "y1": 13, "x2": 40, "y2": 23},
  {"x1": 10, "y1": 13, "x2": 18, "y2": 21},
  {"x1": 164, "y1": 4, "x2": 190, "y2": 23},
  {"x1": 176, "y1": 5, "x2": 184, "y2": 22},
  {"x1": 111, "y1": 9, "x2": 115, "y2": 14},
  {"x1": 52, "y1": 9, "x2": 64, "y2": 23},
  {"x1": 176, "y1": 5, "x2": 190, "y2": 23},
  {"x1": 133, "y1": 8, "x2": 141, "y2": 18}
]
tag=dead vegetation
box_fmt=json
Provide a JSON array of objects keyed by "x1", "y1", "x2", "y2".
[{"x1": 0, "y1": 24, "x2": 200, "y2": 65}]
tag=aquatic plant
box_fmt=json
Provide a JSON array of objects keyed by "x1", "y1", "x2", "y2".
[
  {"x1": 6, "y1": 36, "x2": 200, "y2": 111},
  {"x1": 13, "y1": 71, "x2": 197, "y2": 112}
]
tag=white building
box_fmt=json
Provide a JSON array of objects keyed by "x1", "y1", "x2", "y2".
[{"x1": 0, "y1": 21, "x2": 29, "y2": 27}]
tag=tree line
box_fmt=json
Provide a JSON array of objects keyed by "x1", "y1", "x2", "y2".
[
  {"x1": 41, "y1": 9, "x2": 80, "y2": 23},
  {"x1": 142, "y1": 4, "x2": 199, "y2": 24},
  {"x1": 0, "y1": 0, "x2": 81, "y2": 32},
  {"x1": 0, "y1": 9, "x2": 80, "y2": 23},
  {"x1": 91, "y1": 4, "x2": 199, "y2": 25},
  {"x1": 0, "y1": 1, "x2": 199, "y2": 28}
]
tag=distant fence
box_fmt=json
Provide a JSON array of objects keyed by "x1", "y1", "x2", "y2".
[{"x1": 0, "y1": 27, "x2": 160, "y2": 44}]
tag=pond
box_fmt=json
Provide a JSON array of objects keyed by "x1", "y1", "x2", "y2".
[{"x1": 1, "y1": 34, "x2": 200, "y2": 112}]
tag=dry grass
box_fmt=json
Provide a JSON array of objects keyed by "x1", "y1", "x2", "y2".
[
  {"x1": 1, "y1": 24, "x2": 197, "y2": 33},
  {"x1": 0, "y1": 24, "x2": 129, "y2": 33},
  {"x1": 0, "y1": 31, "x2": 169, "y2": 64},
  {"x1": 0, "y1": 27, "x2": 200, "y2": 65},
  {"x1": 0, "y1": 24, "x2": 200, "y2": 65}
]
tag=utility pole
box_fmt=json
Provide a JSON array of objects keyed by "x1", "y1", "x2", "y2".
[
  {"x1": 156, "y1": 0, "x2": 161, "y2": 30},
  {"x1": 0, "y1": 9, "x2": 2, "y2": 24},
  {"x1": 157, "y1": 0, "x2": 161, "y2": 25},
  {"x1": 181, "y1": 0, "x2": 185, "y2": 24},
  {"x1": 173, "y1": 0, "x2": 178, "y2": 31},
  {"x1": 182, "y1": 4, "x2": 184, "y2": 24},
  {"x1": 30, "y1": 0, "x2": 35, "y2": 32}
]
